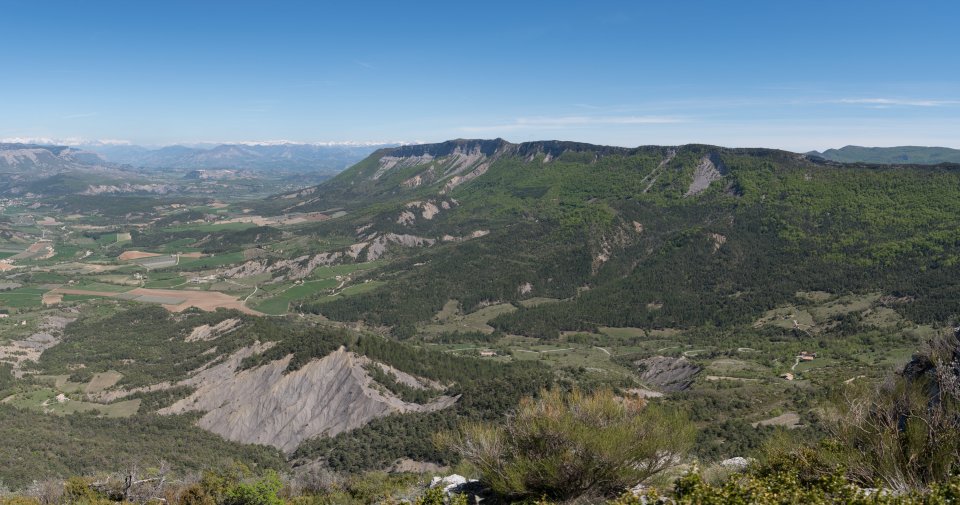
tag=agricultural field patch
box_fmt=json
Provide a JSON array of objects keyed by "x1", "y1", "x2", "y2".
[
  {"x1": 420, "y1": 302, "x2": 516, "y2": 335},
  {"x1": 253, "y1": 278, "x2": 340, "y2": 315}
]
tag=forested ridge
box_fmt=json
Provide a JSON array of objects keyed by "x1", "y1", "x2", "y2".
[{"x1": 290, "y1": 141, "x2": 960, "y2": 336}]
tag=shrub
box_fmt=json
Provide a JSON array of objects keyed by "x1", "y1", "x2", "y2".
[
  {"x1": 62, "y1": 477, "x2": 109, "y2": 505},
  {"x1": 439, "y1": 388, "x2": 694, "y2": 501},
  {"x1": 222, "y1": 471, "x2": 283, "y2": 505},
  {"x1": 414, "y1": 487, "x2": 467, "y2": 505},
  {"x1": 177, "y1": 484, "x2": 215, "y2": 505},
  {"x1": 824, "y1": 330, "x2": 960, "y2": 492}
]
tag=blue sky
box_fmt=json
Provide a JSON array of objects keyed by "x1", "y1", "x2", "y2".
[{"x1": 2, "y1": 0, "x2": 958, "y2": 150}]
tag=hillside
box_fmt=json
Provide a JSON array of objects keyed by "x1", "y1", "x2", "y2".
[
  {"x1": 0, "y1": 143, "x2": 110, "y2": 173},
  {"x1": 4, "y1": 137, "x2": 960, "y2": 489},
  {"x1": 809, "y1": 145, "x2": 960, "y2": 164},
  {"x1": 263, "y1": 139, "x2": 960, "y2": 338}
]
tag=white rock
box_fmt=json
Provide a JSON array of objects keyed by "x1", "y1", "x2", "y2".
[
  {"x1": 720, "y1": 456, "x2": 752, "y2": 469},
  {"x1": 430, "y1": 474, "x2": 475, "y2": 494}
]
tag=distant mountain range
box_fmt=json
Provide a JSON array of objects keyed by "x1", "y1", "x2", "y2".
[
  {"x1": 84, "y1": 142, "x2": 396, "y2": 172},
  {"x1": 808, "y1": 145, "x2": 960, "y2": 164},
  {"x1": 0, "y1": 143, "x2": 108, "y2": 173}
]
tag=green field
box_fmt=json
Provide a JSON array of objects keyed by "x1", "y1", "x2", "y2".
[
  {"x1": 0, "y1": 287, "x2": 47, "y2": 308},
  {"x1": 420, "y1": 301, "x2": 517, "y2": 335},
  {"x1": 47, "y1": 245, "x2": 82, "y2": 263},
  {"x1": 253, "y1": 278, "x2": 340, "y2": 315},
  {"x1": 308, "y1": 262, "x2": 383, "y2": 279},
  {"x1": 250, "y1": 261, "x2": 384, "y2": 315},
  {"x1": 177, "y1": 251, "x2": 245, "y2": 269},
  {"x1": 94, "y1": 233, "x2": 118, "y2": 246},
  {"x1": 156, "y1": 238, "x2": 199, "y2": 253},
  {"x1": 143, "y1": 274, "x2": 188, "y2": 288},
  {"x1": 325, "y1": 280, "x2": 384, "y2": 298},
  {"x1": 162, "y1": 221, "x2": 258, "y2": 233},
  {"x1": 71, "y1": 280, "x2": 133, "y2": 293},
  {"x1": 4, "y1": 387, "x2": 140, "y2": 418}
]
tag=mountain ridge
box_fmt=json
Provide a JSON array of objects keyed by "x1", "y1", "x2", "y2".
[
  {"x1": 86, "y1": 142, "x2": 396, "y2": 172},
  {"x1": 251, "y1": 137, "x2": 960, "y2": 341},
  {"x1": 808, "y1": 145, "x2": 960, "y2": 164}
]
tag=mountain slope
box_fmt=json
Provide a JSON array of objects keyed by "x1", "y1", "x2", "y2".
[
  {"x1": 0, "y1": 143, "x2": 108, "y2": 173},
  {"x1": 0, "y1": 143, "x2": 146, "y2": 196},
  {"x1": 23, "y1": 304, "x2": 548, "y2": 471},
  {"x1": 809, "y1": 145, "x2": 960, "y2": 164},
  {"x1": 266, "y1": 139, "x2": 960, "y2": 338}
]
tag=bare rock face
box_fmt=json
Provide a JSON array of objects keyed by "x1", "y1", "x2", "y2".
[
  {"x1": 220, "y1": 252, "x2": 341, "y2": 280},
  {"x1": 634, "y1": 356, "x2": 701, "y2": 392},
  {"x1": 161, "y1": 347, "x2": 457, "y2": 453},
  {"x1": 362, "y1": 233, "x2": 436, "y2": 261},
  {"x1": 685, "y1": 154, "x2": 727, "y2": 197},
  {"x1": 81, "y1": 183, "x2": 177, "y2": 195},
  {"x1": 185, "y1": 318, "x2": 241, "y2": 342}
]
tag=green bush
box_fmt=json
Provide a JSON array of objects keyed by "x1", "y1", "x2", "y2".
[
  {"x1": 440, "y1": 389, "x2": 694, "y2": 501},
  {"x1": 222, "y1": 471, "x2": 283, "y2": 505},
  {"x1": 823, "y1": 331, "x2": 960, "y2": 492},
  {"x1": 414, "y1": 487, "x2": 467, "y2": 505}
]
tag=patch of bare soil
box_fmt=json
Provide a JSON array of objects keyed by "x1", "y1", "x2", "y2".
[
  {"x1": 118, "y1": 250, "x2": 162, "y2": 261},
  {"x1": 124, "y1": 288, "x2": 262, "y2": 315}
]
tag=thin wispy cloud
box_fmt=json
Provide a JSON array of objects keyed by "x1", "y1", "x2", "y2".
[
  {"x1": 461, "y1": 115, "x2": 686, "y2": 132},
  {"x1": 835, "y1": 98, "x2": 960, "y2": 107},
  {"x1": 354, "y1": 60, "x2": 374, "y2": 69}
]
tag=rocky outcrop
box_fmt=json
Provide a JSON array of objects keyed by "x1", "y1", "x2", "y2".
[
  {"x1": 0, "y1": 143, "x2": 106, "y2": 173},
  {"x1": 441, "y1": 230, "x2": 489, "y2": 242},
  {"x1": 685, "y1": 154, "x2": 727, "y2": 197},
  {"x1": 396, "y1": 199, "x2": 454, "y2": 226},
  {"x1": 634, "y1": 356, "x2": 701, "y2": 392},
  {"x1": 0, "y1": 314, "x2": 76, "y2": 376},
  {"x1": 368, "y1": 140, "x2": 509, "y2": 194},
  {"x1": 363, "y1": 233, "x2": 435, "y2": 261},
  {"x1": 81, "y1": 183, "x2": 178, "y2": 195},
  {"x1": 220, "y1": 252, "x2": 342, "y2": 280},
  {"x1": 185, "y1": 318, "x2": 241, "y2": 342},
  {"x1": 161, "y1": 347, "x2": 458, "y2": 452}
]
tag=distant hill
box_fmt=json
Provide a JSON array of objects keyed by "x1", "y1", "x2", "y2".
[
  {"x1": 0, "y1": 143, "x2": 183, "y2": 197},
  {"x1": 808, "y1": 145, "x2": 960, "y2": 164},
  {"x1": 86, "y1": 142, "x2": 395, "y2": 172},
  {"x1": 0, "y1": 143, "x2": 108, "y2": 173}
]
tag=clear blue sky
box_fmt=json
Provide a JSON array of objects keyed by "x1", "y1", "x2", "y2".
[{"x1": 2, "y1": 0, "x2": 958, "y2": 150}]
